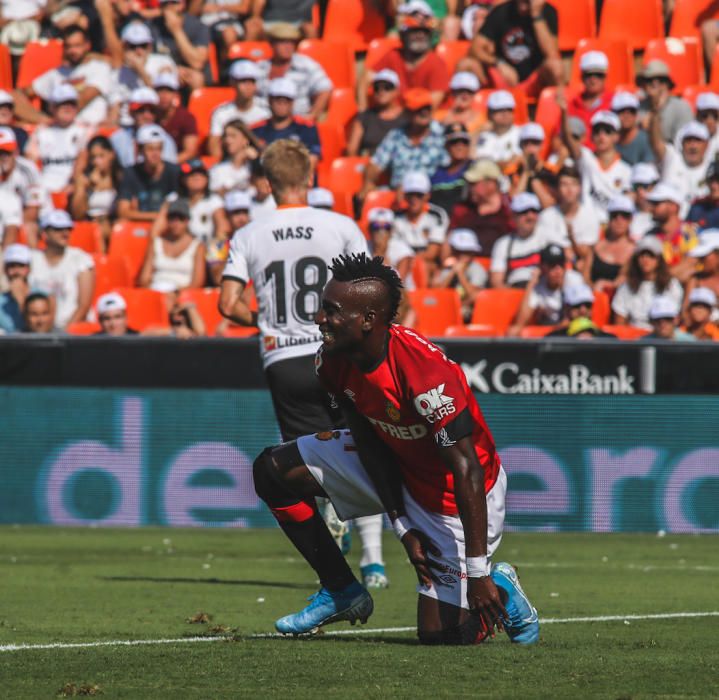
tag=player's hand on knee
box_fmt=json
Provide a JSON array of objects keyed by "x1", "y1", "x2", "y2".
[
  {"x1": 401, "y1": 529, "x2": 442, "y2": 586},
  {"x1": 468, "y1": 576, "x2": 507, "y2": 636}
]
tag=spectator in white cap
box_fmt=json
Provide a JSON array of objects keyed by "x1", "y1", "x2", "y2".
[
  {"x1": 490, "y1": 192, "x2": 549, "y2": 289},
  {"x1": 110, "y1": 87, "x2": 178, "y2": 168},
  {"x1": 210, "y1": 120, "x2": 260, "y2": 195},
  {"x1": 434, "y1": 71, "x2": 483, "y2": 133},
  {"x1": 550, "y1": 282, "x2": 595, "y2": 330},
  {"x1": 252, "y1": 78, "x2": 322, "y2": 169},
  {"x1": 680, "y1": 286, "x2": 719, "y2": 340},
  {"x1": 25, "y1": 83, "x2": 92, "y2": 195},
  {"x1": 629, "y1": 162, "x2": 660, "y2": 239},
  {"x1": 612, "y1": 91, "x2": 653, "y2": 166},
  {"x1": 687, "y1": 228, "x2": 719, "y2": 300},
  {"x1": 637, "y1": 60, "x2": 693, "y2": 143},
  {"x1": 651, "y1": 115, "x2": 712, "y2": 216},
  {"x1": 475, "y1": 90, "x2": 521, "y2": 165},
  {"x1": 507, "y1": 121, "x2": 553, "y2": 200},
  {"x1": 360, "y1": 4, "x2": 448, "y2": 111},
  {"x1": 393, "y1": 171, "x2": 448, "y2": 277},
  {"x1": 116, "y1": 124, "x2": 181, "y2": 221},
  {"x1": 208, "y1": 61, "x2": 271, "y2": 159},
  {"x1": 207, "y1": 189, "x2": 253, "y2": 286},
  {"x1": 347, "y1": 69, "x2": 407, "y2": 157},
  {"x1": 154, "y1": 73, "x2": 200, "y2": 163},
  {"x1": 307, "y1": 187, "x2": 334, "y2": 210},
  {"x1": 29, "y1": 209, "x2": 96, "y2": 329},
  {"x1": 95, "y1": 292, "x2": 139, "y2": 336},
  {"x1": 432, "y1": 227, "x2": 488, "y2": 321},
  {"x1": 611, "y1": 236, "x2": 683, "y2": 328},
  {"x1": 646, "y1": 295, "x2": 695, "y2": 341},
  {"x1": 559, "y1": 92, "x2": 631, "y2": 223},
  {"x1": 430, "y1": 122, "x2": 473, "y2": 215},
  {"x1": 367, "y1": 206, "x2": 415, "y2": 291},
  {"x1": 568, "y1": 51, "x2": 613, "y2": 141},
  {"x1": 0, "y1": 90, "x2": 29, "y2": 155},
  {"x1": 0, "y1": 244, "x2": 33, "y2": 334},
  {"x1": 692, "y1": 92, "x2": 719, "y2": 159},
  {"x1": 687, "y1": 162, "x2": 719, "y2": 231},
  {"x1": 256, "y1": 23, "x2": 333, "y2": 120},
  {"x1": 584, "y1": 194, "x2": 636, "y2": 293}
]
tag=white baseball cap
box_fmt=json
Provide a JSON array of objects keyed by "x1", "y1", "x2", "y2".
[
  {"x1": 689, "y1": 229, "x2": 719, "y2": 257},
  {"x1": 49, "y1": 83, "x2": 79, "y2": 104},
  {"x1": 130, "y1": 86, "x2": 159, "y2": 106},
  {"x1": 646, "y1": 182, "x2": 683, "y2": 206},
  {"x1": 580, "y1": 50, "x2": 609, "y2": 74},
  {"x1": 153, "y1": 72, "x2": 180, "y2": 90},
  {"x1": 136, "y1": 124, "x2": 165, "y2": 145},
  {"x1": 42, "y1": 209, "x2": 74, "y2": 229},
  {"x1": 688, "y1": 286, "x2": 717, "y2": 307},
  {"x1": 695, "y1": 92, "x2": 719, "y2": 112},
  {"x1": 0, "y1": 89, "x2": 14, "y2": 107},
  {"x1": 398, "y1": 0, "x2": 434, "y2": 17},
  {"x1": 0, "y1": 126, "x2": 17, "y2": 151},
  {"x1": 648, "y1": 295, "x2": 680, "y2": 320},
  {"x1": 229, "y1": 60, "x2": 261, "y2": 81},
  {"x1": 3, "y1": 243, "x2": 31, "y2": 266},
  {"x1": 402, "y1": 171, "x2": 431, "y2": 194},
  {"x1": 487, "y1": 90, "x2": 515, "y2": 111},
  {"x1": 519, "y1": 122, "x2": 545, "y2": 143},
  {"x1": 450, "y1": 71, "x2": 480, "y2": 93},
  {"x1": 224, "y1": 189, "x2": 252, "y2": 211},
  {"x1": 607, "y1": 194, "x2": 635, "y2": 215},
  {"x1": 511, "y1": 192, "x2": 541, "y2": 213},
  {"x1": 635, "y1": 235, "x2": 664, "y2": 256},
  {"x1": 448, "y1": 228, "x2": 482, "y2": 254},
  {"x1": 268, "y1": 77, "x2": 297, "y2": 99},
  {"x1": 631, "y1": 162, "x2": 660, "y2": 187},
  {"x1": 96, "y1": 292, "x2": 127, "y2": 315},
  {"x1": 372, "y1": 69, "x2": 400, "y2": 87},
  {"x1": 591, "y1": 110, "x2": 621, "y2": 131},
  {"x1": 121, "y1": 22, "x2": 153, "y2": 45},
  {"x1": 367, "y1": 207, "x2": 395, "y2": 226},
  {"x1": 308, "y1": 187, "x2": 335, "y2": 208},
  {"x1": 611, "y1": 91, "x2": 640, "y2": 112},
  {"x1": 564, "y1": 283, "x2": 595, "y2": 307},
  {"x1": 677, "y1": 120, "x2": 710, "y2": 142}
]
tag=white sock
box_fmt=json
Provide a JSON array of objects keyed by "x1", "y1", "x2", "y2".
[{"x1": 354, "y1": 514, "x2": 384, "y2": 568}]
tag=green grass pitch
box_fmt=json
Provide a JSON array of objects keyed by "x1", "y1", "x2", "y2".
[{"x1": 1, "y1": 527, "x2": 717, "y2": 698}]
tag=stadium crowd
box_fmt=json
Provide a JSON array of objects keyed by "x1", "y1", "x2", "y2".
[{"x1": 0, "y1": 0, "x2": 719, "y2": 342}]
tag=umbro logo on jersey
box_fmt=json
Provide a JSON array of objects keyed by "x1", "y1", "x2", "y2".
[
  {"x1": 344, "y1": 389, "x2": 356, "y2": 402},
  {"x1": 414, "y1": 384, "x2": 456, "y2": 423}
]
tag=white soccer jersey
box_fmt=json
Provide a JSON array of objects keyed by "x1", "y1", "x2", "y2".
[
  {"x1": 209, "y1": 161, "x2": 251, "y2": 194},
  {"x1": 0, "y1": 192, "x2": 23, "y2": 244},
  {"x1": 189, "y1": 194, "x2": 223, "y2": 243},
  {"x1": 661, "y1": 144, "x2": 711, "y2": 218},
  {"x1": 392, "y1": 205, "x2": 448, "y2": 252},
  {"x1": 0, "y1": 156, "x2": 50, "y2": 212},
  {"x1": 209, "y1": 101, "x2": 271, "y2": 136},
  {"x1": 223, "y1": 205, "x2": 369, "y2": 368},
  {"x1": 474, "y1": 126, "x2": 521, "y2": 163},
  {"x1": 578, "y1": 147, "x2": 632, "y2": 223},
  {"x1": 29, "y1": 123, "x2": 91, "y2": 192}
]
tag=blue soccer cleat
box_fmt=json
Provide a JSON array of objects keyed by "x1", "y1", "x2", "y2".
[
  {"x1": 275, "y1": 580, "x2": 374, "y2": 635},
  {"x1": 360, "y1": 563, "x2": 389, "y2": 589},
  {"x1": 490, "y1": 562, "x2": 540, "y2": 645}
]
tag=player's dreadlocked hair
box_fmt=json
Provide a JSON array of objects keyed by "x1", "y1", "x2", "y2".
[{"x1": 329, "y1": 253, "x2": 403, "y2": 322}]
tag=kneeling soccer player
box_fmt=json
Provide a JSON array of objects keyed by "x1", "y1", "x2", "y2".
[{"x1": 253, "y1": 253, "x2": 539, "y2": 644}]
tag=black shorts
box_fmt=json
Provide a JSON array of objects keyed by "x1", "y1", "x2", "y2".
[{"x1": 264, "y1": 354, "x2": 344, "y2": 442}]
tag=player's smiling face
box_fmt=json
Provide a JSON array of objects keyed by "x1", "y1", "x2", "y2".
[{"x1": 315, "y1": 279, "x2": 367, "y2": 353}]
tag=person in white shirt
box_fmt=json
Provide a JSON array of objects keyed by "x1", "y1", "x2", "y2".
[
  {"x1": 629, "y1": 162, "x2": 659, "y2": 240},
  {"x1": 177, "y1": 158, "x2": 224, "y2": 244},
  {"x1": 209, "y1": 119, "x2": 259, "y2": 195},
  {"x1": 475, "y1": 90, "x2": 522, "y2": 166},
  {"x1": 28, "y1": 209, "x2": 95, "y2": 329},
  {"x1": 219, "y1": 139, "x2": 386, "y2": 588},
  {"x1": 208, "y1": 60, "x2": 271, "y2": 159},
  {"x1": 689, "y1": 92, "x2": 719, "y2": 161},
  {"x1": 25, "y1": 83, "x2": 91, "y2": 194}
]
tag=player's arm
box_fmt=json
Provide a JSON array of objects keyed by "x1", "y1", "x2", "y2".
[{"x1": 219, "y1": 277, "x2": 257, "y2": 325}]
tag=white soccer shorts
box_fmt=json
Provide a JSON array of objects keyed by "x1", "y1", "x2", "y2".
[{"x1": 296, "y1": 429, "x2": 507, "y2": 609}]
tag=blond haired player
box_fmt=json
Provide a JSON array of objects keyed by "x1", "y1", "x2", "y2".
[{"x1": 219, "y1": 140, "x2": 388, "y2": 587}]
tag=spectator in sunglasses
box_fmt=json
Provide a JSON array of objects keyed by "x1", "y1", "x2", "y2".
[
  {"x1": 690, "y1": 92, "x2": 719, "y2": 159},
  {"x1": 567, "y1": 51, "x2": 614, "y2": 143},
  {"x1": 613, "y1": 91, "x2": 654, "y2": 166}
]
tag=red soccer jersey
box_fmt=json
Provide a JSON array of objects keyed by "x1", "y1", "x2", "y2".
[
  {"x1": 374, "y1": 49, "x2": 450, "y2": 96},
  {"x1": 315, "y1": 325, "x2": 500, "y2": 516}
]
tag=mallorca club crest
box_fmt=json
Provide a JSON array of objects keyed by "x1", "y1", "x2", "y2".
[{"x1": 386, "y1": 401, "x2": 401, "y2": 422}]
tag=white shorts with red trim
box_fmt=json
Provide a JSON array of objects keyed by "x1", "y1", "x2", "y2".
[{"x1": 296, "y1": 429, "x2": 507, "y2": 610}]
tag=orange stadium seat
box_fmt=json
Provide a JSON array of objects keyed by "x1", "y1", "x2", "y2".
[
  {"x1": 227, "y1": 41, "x2": 272, "y2": 62},
  {"x1": 598, "y1": 0, "x2": 664, "y2": 52},
  {"x1": 188, "y1": 87, "x2": 235, "y2": 144},
  {"x1": 365, "y1": 36, "x2": 402, "y2": 70},
  {"x1": 330, "y1": 190, "x2": 354, "y2": 216},
  {"x1": 408, "y1": 288, "x2": 463, "y2": 337},
  {"x1": 682, "y1": 83, "x2": 708, "y2": 108},
  {"x1": 591, "y1": 289, "x2": 611, "y2": 327},
  {"x1": 602, "y1": 324, "x2": 651, "y2": 339},
  {"x1": 92, "y1": 254, "x2": 132, "y2": 301},
  {"x1": 317, "y1": 121, "x2": 345, "y2": 173},
  {"x1": 535, "y1": 86, "x2": 563, "y2": 151},
  {"x1": 411, "y1": 256, "x2": 428, "y2": 289},
  {"x1": 111, "y1": 287, "x2": 168, "y2": 331},
  {"x1": 643, "y1": 37, "x2": 703, "y2": 93},
  {"x1": 444, "y1": 323, "x2": 498, "y2": 337},
  {"x1": 711, "y1": 45, "x2": 719, "y2": 90},
  {"x1": 69, "y1": 221, "x2": 102, "y2": 254},
  {"x1": 51, "y1": 192, "x2": 68, "y2": 210},
  {"x1": 207, "y1": 42, "x2": 219, "y2": 84},
  {"x1": 318, "y1": 156, "x2": 369, "y2": 193},
  {"x1": 325, "y1": 87, "x2": 359, "y2": 136},
  {"x1": 323, "y1": 0, "x2": 387, "y2": 53},
  {"x1": 359, "y1": 190, "x2": 396, "y2": 232},
  {"x1": 178, "y1": 287, "x2": 223, "y2": 336},
  {"x1": 108, "y1": 221, "x2": 152, "y2": 283},
  {"x1": 298, "y1": 39, "x2": 355, "y2": 89},
  {"x1": 66, "y1": 321, "x2": 102, "y2": 335},
  {"x1": 520, "y1": 325, "x2": 556, "y2": 338},
  {"x1": 472, "y1": 89, "x2": 530, "y2": 125},
  {"x1": 436, "y1": 41, "x2": 470, "y2": 75},
  {"x1": 553, "y1": 0, "x2": 597, "y2": 52},
  {"x1": 669, "y1": 0, "x2": 719, "y2": 39},
  {"x1": 0, "y1": 44, "x2": 12, "y2": 90},
  {"x1": 470, "y1": 288, "x2": 525, "y2": 335},
  {"x1": 16, "y1": 39, "x2": 63, "y2": 89},
  {"x1": 570, "y1": 39, "x2": 635, "y2": 90}
]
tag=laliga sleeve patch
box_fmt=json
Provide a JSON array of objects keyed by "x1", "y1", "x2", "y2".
[{"x1": 433, "y1": 406, "x2": 474, "y2": 448}]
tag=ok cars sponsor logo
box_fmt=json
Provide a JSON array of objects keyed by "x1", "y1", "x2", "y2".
[{"x1": 414, "y1": 383, "x2": 456, "y2": 423}]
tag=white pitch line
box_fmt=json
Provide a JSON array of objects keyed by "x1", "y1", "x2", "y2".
[{"x1": 1, "y1": 611, "x2": 717, "y2": 652}]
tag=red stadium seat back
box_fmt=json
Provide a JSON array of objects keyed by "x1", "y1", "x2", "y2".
[
  {"x1": 227, "y1": 41, "x2": 272, "y2": 62},
  {"x1": 535, "y1": 86, "x2": 562, "y2": 156},
  {"x1": 108, "y1": 221, "x2": 152, "y2": 283},
  {"x1": 69, "y1": 221, "x2": 102, "y2": 254},
  {"x1": 436, "y1": 41, "x2": 470, "y2": 75},
  {"x1": 325, "y1": 87, "x2": 359, "y2": 136},
  {"x1": 51, "y1": 191, "x2": 68, "y2": 210},
  {"x1": 408, "y1": 288, "x2": 463, "y2": 337},
  {"x1": 111, "y1": 287, "x2": 168, "y2": 331},
  {"x1": 92, "y1": 254, "x2": 132, "y2": 301},
  {"x1": 598, "y1": 0, "x2": 664, "y2": 51},
  {"x1": 570, "y1": 39, "x2": 635, "y2": 90},
  {"x1": 601, "y1": 324, "x2": 650, "y2": 339},
  {"x1": 66, "y1": 321, "x2": 101, "y2": 335},
  {"x1": 177, "y1": 287, "x2": 222, "y2": 336},
  {"x1": 365, "y1": 36, "x2": 402, "y2": 70},
  {"x1": 188, "y1": 87, "x2": 235, "y2": 143},
  {"x1": 329, "y1": 190, "x2": 354, "y2": 217},
  {"x1": 298, "y1": 39, "x2": 355, "y2": 89},
  {"x1": 711, "y1": 45, "x2": 719, "y2": 91},
  {"x1": 317, "y1": 120, "x2": 345, "y2": 172},
  {"x1": 669, "y1": 0, "x2": 719, "y2": 39},
  {"x1": 359, "y1": 189, "x2": 396, "y2": 232},
  {"x1": 323, "y1": 0, "x2": 387, "y2": 52},
  {"x1": 0, "y1": 44, "x2": 13, "y2": 90},
  {"x1": 520, "y1": 325, "x2": 556, "y2": 338},
  {"x1": 207, "y1": 42, "x2": 219, "y2": 84},
  {"x1": 472, "y1": 89, "x2": 530, "y2": 125},
  {"x1": 553, "y1": 0, "x2": 597, "y2": 52},
  {"x1": 220, "y1": 324, "x2": 260, "y2": 337},
  {"x1": 444, "y1": 323, "x2": 498, "y2": 337},
  {"x1": 591, "y1": 289, "x2": 611, "y2": 327},
  {"x1": 411, "y1": 256, "x2": 428, "y2": 289},
  {"x1": 320, "y1": 156, "x2": 369, "y2": 193},
  {"x1": 643, "y1": 38, "x2": 703, "y2": 94},
  {"x1": 16, "y1": 39, "x2": 63, "y2": 89},
  {"x1": 470, "y1": 289, "x2": 525, "y2": 334}
]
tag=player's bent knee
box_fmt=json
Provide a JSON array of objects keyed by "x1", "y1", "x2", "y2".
[
  {"x1": 417, "y1": 617, "x2": 489, "y2": 646},
  {"x1": 252, "y1": 447, "x2": 283, "y2": 501}
]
